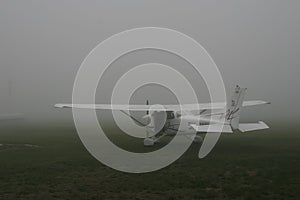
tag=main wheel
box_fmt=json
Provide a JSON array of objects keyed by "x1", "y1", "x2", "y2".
[
  {"x1": 144, "y1": 138, "x2": 155, "y2": 146},
  {"x1": 193, "y1": 135, "x2": 203, "y2": 144}
]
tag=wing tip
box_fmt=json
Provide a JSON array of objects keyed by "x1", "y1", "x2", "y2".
[
  {"x1": 258, "y1": 121, "x2": 270, "y2": 129},
  {"x1": 258, "y1": 100, "x2": 271, "y2": 105},
  {"x1": 54, "y1": 104, "x2": 66, "y2": 108}
]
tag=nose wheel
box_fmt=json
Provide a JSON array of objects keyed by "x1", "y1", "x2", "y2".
[{"x1": 144, "y1": 131, "x2": 166, "y2": 147}]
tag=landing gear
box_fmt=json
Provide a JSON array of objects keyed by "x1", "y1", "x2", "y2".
[
  {"x1": 143, "y1": 137, "x2": 155, "y2": 146},
  {"x1": 144, "y1": 131, "x2": 165, "y2": 147},
  {"x1": 193, "y1": 135, "x2": 203, "y2": 144}
]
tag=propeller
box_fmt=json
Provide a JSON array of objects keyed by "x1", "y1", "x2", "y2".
[
  {"x1": 146, "y1": 100, "x2": 149, "y2": 115},
  {"x1": 143, "y1": 100, "x2": 151, "y2": 126},
  {"x1": 146, "y1": 100, "x2": 150, "y2": 138}
]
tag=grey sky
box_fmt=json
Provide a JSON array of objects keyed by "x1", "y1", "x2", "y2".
[{"x1": 0, "y1": 0, "x2": 299, "y2": 125}]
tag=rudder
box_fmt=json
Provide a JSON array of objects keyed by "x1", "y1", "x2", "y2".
[{"x1": 226, "y1": 85, "x2": 246, "y2": 130}]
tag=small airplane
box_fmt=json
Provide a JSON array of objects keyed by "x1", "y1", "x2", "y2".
[{"x1": 55, "y1": 85, "x2": 270, "y2": 146}]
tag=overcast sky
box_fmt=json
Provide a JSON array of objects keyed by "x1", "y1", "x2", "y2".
[{"x1": 0, "y1": 0, "x2": 299, "y2": 125}]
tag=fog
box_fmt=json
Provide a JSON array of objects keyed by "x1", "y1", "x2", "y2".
[{"x1": 0, "y1": 0, "x2": 299, "y2": 125}]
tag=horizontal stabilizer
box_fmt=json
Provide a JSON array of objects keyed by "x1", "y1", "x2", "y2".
[
  {"x1": 238, "y1": 121, "x2": 269, "y2": 132},
  {"x1": 190, "y1": 124, "x2": 233, "y2": 133},
  {"x1": 242, "y1": 100, "x2": 270, "y2": 107}
]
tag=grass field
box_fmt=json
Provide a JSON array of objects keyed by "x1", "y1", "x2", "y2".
[{"x1": 0, "y1": 123, "x2": 299, "y2": 199}]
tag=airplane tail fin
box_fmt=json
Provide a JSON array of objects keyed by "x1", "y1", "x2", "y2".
[
  {"x1": 226, "y1": 85, "x2": 246, "y2": 130},
  {"x1": 196, "y1": 85, "x2": 269, "y2": 133}
]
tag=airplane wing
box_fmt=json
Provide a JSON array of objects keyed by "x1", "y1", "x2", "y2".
[
  {"x1": 54, "y1": 103, "x2": 213, "y2": 111},
  {"x1": 55, "y1": 100, "x2": 269, "y2": 111}
]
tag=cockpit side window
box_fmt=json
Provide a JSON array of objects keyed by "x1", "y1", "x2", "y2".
[{"x1": 166, "y1": 111, "x2": 175, "y2": 119}]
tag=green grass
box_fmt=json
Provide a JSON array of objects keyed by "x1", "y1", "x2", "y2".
[{"x1": 0, "y1": 123, "x2": 299, "y2": 199}]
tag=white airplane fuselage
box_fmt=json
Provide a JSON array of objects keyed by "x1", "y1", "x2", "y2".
[{"x1": 158, "y1": 112, "x2": 212, "y2": 136}]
